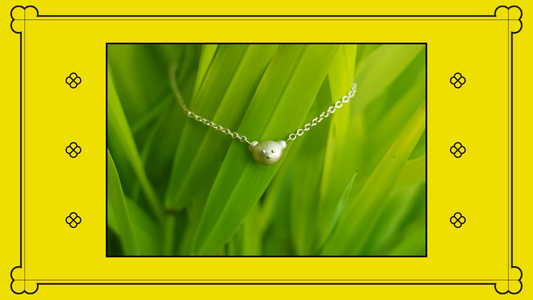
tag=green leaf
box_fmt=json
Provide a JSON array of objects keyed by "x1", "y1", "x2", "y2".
[
  {"x1": 107, "y1": 150, "x2": 141, "y2": 255},
  {"x1": 288, "y1": 73, "x2": 333, "y2": 255},
  {"x1": 228, "y1": 202, "x2": 262, "y2": 255},
  {"x1": 321, "y1": 99, "x2": 426, "y2": 255},
  {"x1": 258, "y1": 155, "x2": 295, "y2": 239},
  {"x1": 318, "y1": 171, "x2": 358, "y2": 253},
  {"x1": 409, "y1": 129, "x2": 426, "y2": 160},
  {"x1": 192, "y1": 44, "x2": 218, "y2": 100},
  {"x1": 314, "y1": 45, "x2": 358, "y2": 247},
  {"x1": 352, "y1": 45, "x2": 423, "y2": 111},
  {"x1": 130, "y1": 106, "x2": 169, "y2": 202},
  {"x1": 358, "y1": 179, "x2": 425, "y2": 255},
  {"x1": 125, "y1": 195, "x2": 164, "y2": 255},
  {"x1": 316, "y1": 45, "x2": 425, "y2": 250},
  {"x1": 108, "y1": 64, "x2": 165, "y2": 224},
  {"x1": 192, "y1": 45, "x2": 343, "y2": 255},
  {"x1": 138, "y1": 46, "x2": 200, "y2": 199},
  {"x1": 130, "y1": 93, "x2": 173, "y2": 135},
  {"x1": 387, "y1": 217, "x2": 426, "y2": 255},
  {"x1": 393, "y1": 154, "x2": 426, "y2": 189},
  {"x1": 107, "y1": 44, "x2": 427, "y2": 257},
  {"x1": 261, "y1": 176, "x2": 294, "y2": 256},
  {"x1": 165, "y1": 45, "x2": 279, "y2": 210},
  {"x1": 108, "y1": 44, "x2": 188, "y2": 124}
]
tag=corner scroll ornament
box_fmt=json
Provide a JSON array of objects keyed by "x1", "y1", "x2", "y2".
[
  {"x1": 495, "y1": 266, "x2": 523, "y2": 294},
  {"x1": 494, "y1": 6, "x2": 523, "y2": 34},
  {"x1": 10, "y1": 266, "x2": 38, "y2": 294},
  {"x1": 10, "y1": 6, "x2": 39, "y2": 34}
]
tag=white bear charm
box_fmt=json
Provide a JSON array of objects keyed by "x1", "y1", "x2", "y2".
[{"x1": 249, "y1": 140, "x2": 287, "y2": 165}]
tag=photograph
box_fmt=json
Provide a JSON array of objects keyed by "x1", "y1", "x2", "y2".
[
  {"x1": 4, "y1": 1, "x2": 530, "y2": 298},
  {"x1": 106, "y1": 43, "x2": 427, "y2": 256}
]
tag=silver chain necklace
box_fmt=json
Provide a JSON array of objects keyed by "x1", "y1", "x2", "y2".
[{"x1": 170, "y1": 68, "x2": 357, "y2": 165}]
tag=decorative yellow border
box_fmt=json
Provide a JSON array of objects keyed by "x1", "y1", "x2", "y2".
[{"x1": 2, "y1": 1, "x2": 527, "y2": 298}]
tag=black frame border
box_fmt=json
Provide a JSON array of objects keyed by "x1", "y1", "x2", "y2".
[
  {"x1": 105, "y1": 41, "x2": 428, "y2": 259},
  {"x1": 9, "y1": 4, "x2": 522, "y2": 295}
]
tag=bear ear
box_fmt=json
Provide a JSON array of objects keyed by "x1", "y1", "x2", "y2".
[
  {"x1": 249, "y1": 141, "x2": 258, "y2": 151},
  {"x1": 277, "y1": 140, "x2": 287, "y2": 149}
]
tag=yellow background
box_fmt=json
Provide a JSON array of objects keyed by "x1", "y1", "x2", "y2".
[{"x1": 1, "y1": 0, "x2": 531, "y2": 298}]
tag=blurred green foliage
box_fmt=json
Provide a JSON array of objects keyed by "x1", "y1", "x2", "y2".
[{"x1": 107, "y1": 44, "x2": 426, "y2": 256}]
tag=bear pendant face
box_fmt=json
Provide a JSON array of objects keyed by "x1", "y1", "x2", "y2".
[{"x1": 249, "y1": 140, "x2": 287, "y2": 165}]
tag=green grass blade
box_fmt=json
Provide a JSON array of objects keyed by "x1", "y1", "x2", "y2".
[
  {"x1": 132, "y1": 44, "x2": 198, "y2": 180},
  {"x1": 409, "y1": 129, "x2": 426, "y2": 160},
  {"x1": 157, "y1": 44, "x2": 194, "y2": 66},
  {"x1": 108, "y1": 45, "x2": 186, "y2": 124},
  {"x1": 107, "y1": 204, "x2": 120, "y2": 244},
  {"x1": 228, "y1": 202, "x2": 262, "y2": 255},
  {"x1": 108, "y1": 64, "x2": 165, "y2": 224},
  {"x1": 144, "y1": 103, "x2": 189, "y2": 197},
  {"x1": 192, "y1": 45, "x2": 342, "y2": 255},
  {"x1": 321, "y1": 99, "x2": 425, "y2": 255},
  {"x1": 260, "y1": 164, "x2": 295, "y2": 256},
  {"x1": 353, "y1": 44, "x2": 381, "y2": 75},
  {"x1": 253, "y1": 62, "x2": 335, "y2": 255},
  {"x1": 288, "y1": 75, "x2": 333, "y2": 255},
  {"x1": 258, "y1": 156, "x2": 295, "y2": 237},
  {"x1": 130, "y1": 93, "x2": 173, "y2": 135},
  {"x1": 358, "y1": 179, "x2": 425, "y2": 255},
  {"x1": 314, "y1": 45, "x2": 357, "y2": 247},
  {"x1": 393, "y1": 154, "x2": 426, "y2": 189},
  {"x1": 317, "y1": 171, "x2": 358, "y2": 254},
  {"x1": 386, "y1": 215, "x2": 426, "y2": 255},
  {"x1": 130, "y1": 114, "x2": 164, "y2": 202},
  {"x1": 352, "y1": 45, "x2": 423, "y2": 112},
  {"x1": 125, "y1": 195, "x2": 164, "y2": 255},
  {"x1": 140, "y1": 47, "x2": 199, "y2": 199},
  {"x1": 327, "y1": 45, "x2": 357, "y2": 100},
  {"x1": 241, "y1": 203, "x2": 263, "y2": 255},
  {"x1": 192, "y1": 44, "x2": 218, "y2": 100},
  {"x1": 316, "y1": 45, "x2": 424, "y2": 250},
  {"x1": 107, "y1": 150, "x2": 141, "y2": 255},
  {"x1": 165, "y1": 44, "x2": 279, "y2": 211},
  {"x1": 106, "y1": 226, "x2": 124, "y2": 256}
]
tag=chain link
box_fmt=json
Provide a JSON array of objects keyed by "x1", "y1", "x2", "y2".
[
  {"x1": 170, "y1": 65, "x2": 357, "y2": 145},
  {"x1": 286, "y1": 82, "x2": 357, "y2": 141},
  {"x1": 169, "y1": 66, "x2": 251, "y2": 145}
]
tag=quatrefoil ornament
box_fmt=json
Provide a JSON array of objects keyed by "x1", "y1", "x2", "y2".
[
  {"x1": 66, "y1": 142, "x2": 82, "y2": 158},
  {"x1": 450, "y1": 72, "x2": 466, "y2": 88},
  {"x1": 450, "y1": 142, "x2": 466, "y2": 158},
  {"x1": 450, "y1": 212, "x2": 466, "y2": 228},
  {"x1": 66, "y1": 212, "x2": 82, "y2": 228},
  {"x1": 65, "y1": 72, "x2": 82, "y2": 88}
]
